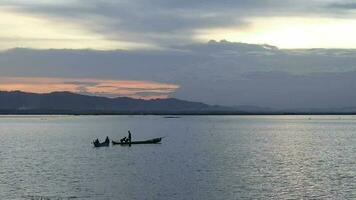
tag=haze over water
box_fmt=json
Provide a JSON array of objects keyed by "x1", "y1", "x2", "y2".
[{"x1": 0, "y1": 115, "x2": 355, "y2": 199}]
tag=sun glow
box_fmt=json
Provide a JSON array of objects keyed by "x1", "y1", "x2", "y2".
[
  {"x1": 0, "y1": 8, "x2": 148, "y2": 50},
  {"x1": 0, "y1": 77, "x2": 180, "y2": 99},
  {"x1": 196, "y1": 17, "x2": 356, "y2": 49}
]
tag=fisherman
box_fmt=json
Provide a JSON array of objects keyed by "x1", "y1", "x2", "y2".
[
  {"x1": 120, "y1": 137, "x2": 127, "y2": 143},
  {"x1": 94, "y1": 138, "x2": 99, "y2": 144},
  {"x1": 105, "y1": 136, "x2": 109, "y2": 143},
  {"x1": 128, "y1": 130, "x2": 132, "y2": 144}
]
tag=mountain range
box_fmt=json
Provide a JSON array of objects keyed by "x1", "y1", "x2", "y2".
[
  {"x1": 1, "y1": 91, "x2": 356, "y2": 115},
  {"x1": 0, "y1": 91, "x2": 235, "y2": 114}
]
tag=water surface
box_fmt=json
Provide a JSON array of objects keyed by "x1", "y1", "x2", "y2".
[{"x1": 0, "y1": 115, "x2": 355, "y2": 199}]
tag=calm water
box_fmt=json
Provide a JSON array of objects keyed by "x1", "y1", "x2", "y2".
[{"x1": 0, "y1": 115, "x2": 355, "y2": 199}]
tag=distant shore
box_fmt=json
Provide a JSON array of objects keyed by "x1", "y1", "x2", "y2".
[{"x1": 1, "y1": 110, "x2": 356, "y2": 115}]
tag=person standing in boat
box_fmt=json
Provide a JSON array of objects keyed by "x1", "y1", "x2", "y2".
[{"x1": 128, "y1": 130, "x2": 132, "y2": 144}]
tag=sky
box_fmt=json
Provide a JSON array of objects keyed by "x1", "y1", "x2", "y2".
[
  {"x1": 1, "y1": 0, "x2": 356, "y2": 108},
  {"x1": 2, "y1": 0, "x2": 356, "y2": 49}
]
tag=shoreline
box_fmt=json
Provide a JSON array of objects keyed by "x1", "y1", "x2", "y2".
[{"x1": 1, "y1": 112, "x2": 356, "y2": 116}]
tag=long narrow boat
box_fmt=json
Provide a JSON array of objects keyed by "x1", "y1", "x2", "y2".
[
  {"x1": 93, "y1": 139, "x2": 110, "y2": 147},
  {"x1": 112, "y1": 137, "x2": 162, "y2": 145}
]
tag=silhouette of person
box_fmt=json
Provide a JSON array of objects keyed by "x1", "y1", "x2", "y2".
[
  {"x1": 128, "y1": 130, "x2": 132, "y2": 144},
  {"x1": 105, "y1": 136, "x2": 109, "y2": 143}
]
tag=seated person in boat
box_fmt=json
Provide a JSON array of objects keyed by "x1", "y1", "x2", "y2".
[{"x1": 120, "y1": 137, "x2": 127, "y2": 143}]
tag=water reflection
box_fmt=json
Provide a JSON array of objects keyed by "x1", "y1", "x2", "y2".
[{"x1": 0, "y1": 115, "x2": 354, "y2": 199}]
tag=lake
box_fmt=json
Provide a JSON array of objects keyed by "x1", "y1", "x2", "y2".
[{"x1": 0, "y1": 115, "x2": 355, "y2": 199}]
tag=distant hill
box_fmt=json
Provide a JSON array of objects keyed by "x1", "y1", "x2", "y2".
[
  {"x1": 0, "y1": 91, "x2": 237, "y2": 114},
  {"x1": 1, "y1": 91, "x2": 355, "y2": 115}
]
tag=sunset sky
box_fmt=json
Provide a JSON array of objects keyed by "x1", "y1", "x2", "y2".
[
  {"x1": 1, "y1": 0, "x2": 356, "y2": 49},
  {"x1": 0, "y1": 77, "x2": 179, "y2": 99},
  {"x1": 1, "y1": 0, "x2": 356, "y2": 106}
]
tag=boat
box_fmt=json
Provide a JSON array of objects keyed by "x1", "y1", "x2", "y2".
[
  {"x1": 93, "y1": 138, "x2": 110, "y2": 147},
  {"x1": 112, "y1": 137, "x2": 162, "y2": 145}
]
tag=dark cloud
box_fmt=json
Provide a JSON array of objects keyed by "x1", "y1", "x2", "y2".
[
  {"x1": 175, "y1": 70, "x2": 356, "y2": 109},
  {"x1": 2, "y1": 40, "x2": 356, "y2": 108},
  {"x1": 1, "y1": 0, "x2": 340, "y2": 46},
  {"x1": 327, "y1": 2, "x2": 356, "y2": 10}
]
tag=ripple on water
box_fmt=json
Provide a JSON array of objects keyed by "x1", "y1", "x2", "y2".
[{"x1": 0, "y1": 115, "x2": 354, "y2": 199}]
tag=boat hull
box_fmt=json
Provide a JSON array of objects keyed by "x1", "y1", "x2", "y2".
[
  {"x1": 93, "y1": 140, "x2": 110, "y2": 147},
  {"x1": 112, "y1": 137, "x2": 162, "y2": 145}
]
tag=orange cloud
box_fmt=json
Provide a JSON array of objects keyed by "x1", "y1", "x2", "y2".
[{"x1": 0, "y1": 77, "x2": 179, "y2": 99}]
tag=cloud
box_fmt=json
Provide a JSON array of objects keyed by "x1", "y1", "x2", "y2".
[
  {"x1": 2, "y1": 40, "x2": 356, "y2": 108},
  {"x1": 0, "y1": 0, "x2": 350, "y2": 48},
  {"x1": 0, "y1": 7, "x2": 147, "y2": 50},
  {"x1": 0, "y1": 77, "x2": 179, "y2": 99},
  {"x1": 326, "y1": 2, "x2": 356, "y2": 10}
]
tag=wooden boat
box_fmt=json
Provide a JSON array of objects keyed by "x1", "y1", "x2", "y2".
[
  {"x1": 93, "y1": 139, "x2": 110, "y2": 147},
  {"x1": 112, "y1": 137, "x2": 162, "y2": 145}
]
